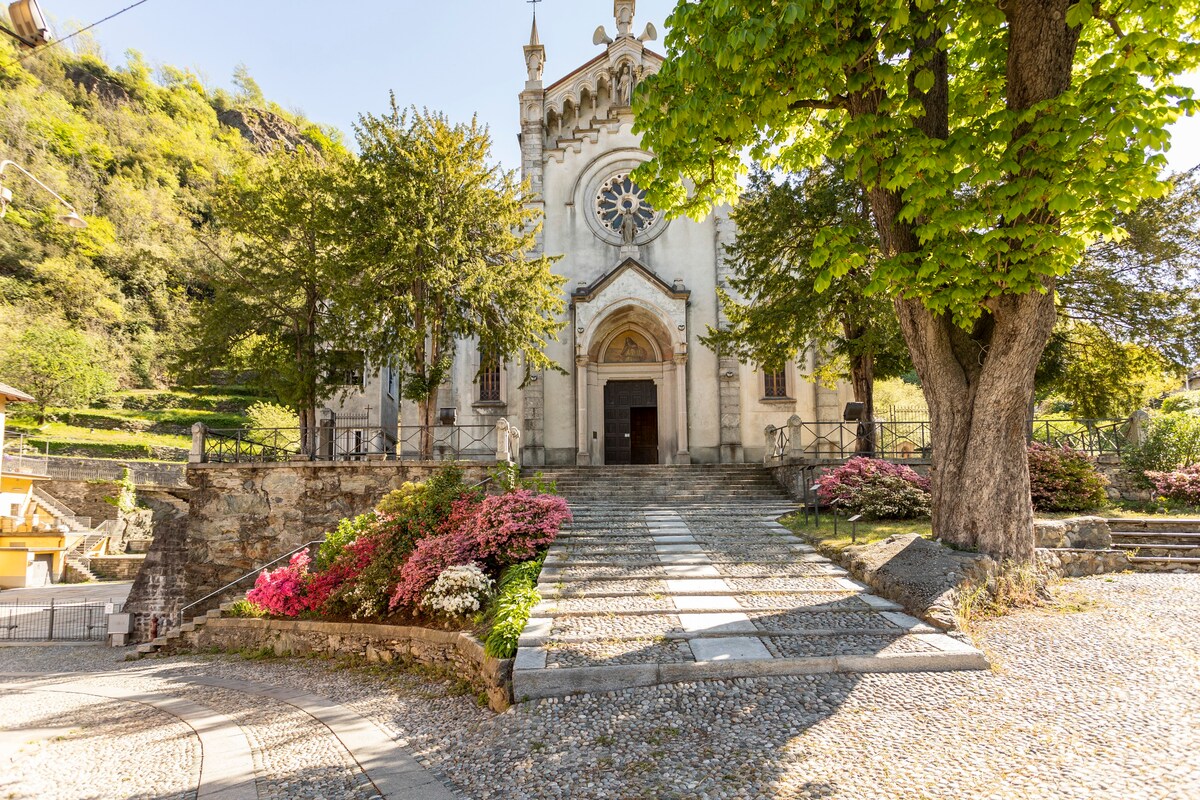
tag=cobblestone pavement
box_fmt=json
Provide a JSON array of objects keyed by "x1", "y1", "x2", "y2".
[
  {"x1": 514, "y1": 506, "x2": 984, "y2": 698},
  {"x1": 1, "y1": 572, "x2": 1197, "y2": 799}
]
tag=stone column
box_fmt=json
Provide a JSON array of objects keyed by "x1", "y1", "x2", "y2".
[
  {"x1": 575, "y1": 354, "x2": 590, "y2": 465},
  {"x1": 713, "y1": 210, "x2": 743, "y2": 463},
  {"x1": 674, "y1": 352, "x2": 690, "y2": 463},
  {"x1": 189, "y1": 423, "x2": 207, "y2": 464},
  {"x1": 519, "y1": 26, "x2": 547, "y2": 467}
]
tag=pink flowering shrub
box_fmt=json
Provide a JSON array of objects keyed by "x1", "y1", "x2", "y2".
[
  {"x1": 459, "y1": 490, "x2": 572, "y2": 569},
  {"x1": 1145, "y1": 463, "x2": 1200, "y2": 506},
  {"x1": 389, "y1": 529, "x2": 477, "y2": 610},
  {"x1": 246, "y1": 550, "x2": 314, "y2": 617},
  {"x1": 389, "y1": 490, "x2": 571, "y2": 613},
  {"x1": 1028, "y1": 443, "x2": 1108, "y2": 512},
  {"x1": 815, "y1": 457, "x2": 931, "y2": 519}
]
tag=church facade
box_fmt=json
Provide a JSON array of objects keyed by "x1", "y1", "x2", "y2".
[{"x1": 399, "y1": 1, "x2": 852, "y2": 466}]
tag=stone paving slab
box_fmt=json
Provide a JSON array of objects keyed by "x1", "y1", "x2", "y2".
[{"x1": 514, "y1": 503, "x2": 987, "y2": 699}]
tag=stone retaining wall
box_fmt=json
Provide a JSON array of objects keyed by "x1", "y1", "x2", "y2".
[
  {"x1": 89, "y1": 554, "x2": 145, "y2": 581},
  {"x1": 125, "y1": 461, "x2": 489, "y2": 642},
  {"x1": 167, "y1": 616, "x2": 513, "y2": 711}
]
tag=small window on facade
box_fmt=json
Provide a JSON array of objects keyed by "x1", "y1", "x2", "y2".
[
  {"x1": 764, "y1": 367, "x2": 788, "y2": 399},
  {"x1": 478, "y1": 356, "x2": 502, "y2": 403},
  {"x1": 387, "y1": 367, "x2": 397, "y2": 399},
  {"x1": 328, "y1": 351, "x2": 365, "y2": 387}
]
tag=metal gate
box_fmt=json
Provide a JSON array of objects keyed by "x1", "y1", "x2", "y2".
[{"x1": 0, "y1": 599, "x2": 118, "y2": 641}]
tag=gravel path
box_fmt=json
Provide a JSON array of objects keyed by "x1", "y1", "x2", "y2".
[{"x1": 0, "y1": 572, "x2": 1197, "y2": 799}]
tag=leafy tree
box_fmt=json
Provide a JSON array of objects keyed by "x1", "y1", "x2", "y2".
[
  {"x1": 703, "y1": 162, "x2": 910, "y2": 452},
  {"x1": 633, "y1": 0, "x2": 1200, "y2": 561},
  {"x1": 340, "y1": 101, "x2": 565, "y2": 456},
  {"x1": 0, "y1": 322, "x2": 115, "y2": 423},
  {"x1": 181, "y1": 148, "x2": 351, "y2": 451},
  {"x1": 1037, "y1": 323, "x2": 1174, "y2": 418},
  {"x1": 1058, "y1": 167, "x2": 1200, "y2": 370}
]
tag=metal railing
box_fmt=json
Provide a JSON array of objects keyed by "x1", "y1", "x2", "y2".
[
  {"x1": 44, "y1": 459, "x2": 187, "y2": 487},
  {"x1": 173, "y1": 539, "x2": 325, "y2": 627},
  {"x1": 0, "y1": 598, "x2": 122, "y2": 641},
  {"x1": 396, "y1": 424, "x2": 496, "y2": 461},
  {"x1": 0, "y1": 453, "x2": 49, "y2": 477},
  {"x1": 197, "y1": 424, "x2": 500, "y2": 464},
  {"x1": 765, "y1": 417, "x2": 1129, "y2": 463}
]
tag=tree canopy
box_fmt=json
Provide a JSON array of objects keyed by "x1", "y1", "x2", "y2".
[
  {"x1": 634, "y1": 0, "x2": 1200, "y2": 560},
  {"x1": 336, "y1": 101, "x2": 563, "y2": 449},
  {"x1": 704, "y1": 162, "x2": 910, "y2": 427}
]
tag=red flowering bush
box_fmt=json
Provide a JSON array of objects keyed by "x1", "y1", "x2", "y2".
[
  {"x1": 1145, "y1": 463, "x2": 1200, "y2": 506},
  {"x1": 389, "y1": 490, "x2": 571, "y2": 612},
  {"x1": 307, "y1": 532, "x2": 382, "y2": 613},
  {"x1": 246, "y1": 550, "x2": 315, "y2": 617},
  {"x1": 460, "y1": 490, "x2": 572, "y2": 570},
  {"x1": 389, "y1": 528, "x2": 477, "y2": 610},
  {"x1": 1028, "y1": 443, "x2": 1108, "y2": 512},
  {"x1": 815, "y1": 457, "x2": 931, "y2": 519}
]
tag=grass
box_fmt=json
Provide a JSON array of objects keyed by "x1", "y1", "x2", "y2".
[
  {"x1": 781, "y1": 513, "x2": 931, "y2": 552},
  {"x1": 3, "y1": 386, "x2": 270, "y2": 463}
]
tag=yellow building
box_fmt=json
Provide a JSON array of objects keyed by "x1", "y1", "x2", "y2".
[{"x1": 0, "y1": 382, "x2": 65, "y2": 588}]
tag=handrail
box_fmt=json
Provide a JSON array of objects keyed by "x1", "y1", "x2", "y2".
[{"x1": 174, "y1": 539, "x2": 325, "y2": 625}]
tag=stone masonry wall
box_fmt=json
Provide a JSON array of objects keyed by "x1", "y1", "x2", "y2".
[
  {"x1": 125, "y1": 461, "x2": 488, "y2": 641},
  {"x1": 166, "y1": 616, "x2": 514, "y2": 711},
  {"x1": 42, "y1": 479, "x2": 121, "y2": 523},
  {"x1": 89, "y1": 555, "x2": 145, "y2": 581}
]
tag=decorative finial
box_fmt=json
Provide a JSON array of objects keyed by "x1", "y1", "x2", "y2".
[
  {"x1": 523, "y1": 0, "x2": 546, "y2": 83},
  {"x1": 613, "y1": 0, "x2": 635, "y2": 38}
]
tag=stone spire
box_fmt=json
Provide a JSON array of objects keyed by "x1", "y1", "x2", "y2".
[
  {"x1": 524, "y1": 14, "x2": 545, "y2": 83},
  {"x1": 614, "y1": 0, "x2": 636, "y2": 38}
]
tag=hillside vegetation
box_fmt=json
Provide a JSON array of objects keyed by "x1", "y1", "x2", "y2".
[{"x1": 0, "y1": 25, "x2": 341, "y2": 394}]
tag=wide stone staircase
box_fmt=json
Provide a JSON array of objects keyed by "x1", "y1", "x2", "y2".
[
  {"x1": 529, "y1": 464, "x2": 795, "y2": 507},
  {"x1": 1110, "y1": 518, "x2": 1200, "y2": 571},
  {"x1": 513, "y1": 466, "x2": 987, "y2": 700}
]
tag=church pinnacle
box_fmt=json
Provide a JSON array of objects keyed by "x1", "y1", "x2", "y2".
[
  {"x1": 523, "y1": 3, "x2": 546, "y2": 84},
  {"x1": 614, "y1": 0, "x2": 635, "y2": 38}
]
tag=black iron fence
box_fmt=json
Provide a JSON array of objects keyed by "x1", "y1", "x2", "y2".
[
  {"x1": 199, "y1": 424, "x2": 497, "y2": 464},
  {"x1": 766, "y1": 417, "x2": 1129, "y2": 463},
  {"x1": 0, "y1": 599, "x2": 121, "y2": 641}
]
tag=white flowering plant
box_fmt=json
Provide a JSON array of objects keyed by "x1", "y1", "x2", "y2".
[{"x1": 422, "y1": 563, "x2": 494, "y2": 620}]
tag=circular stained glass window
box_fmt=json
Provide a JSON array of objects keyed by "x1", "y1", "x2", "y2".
[{"x1": 595, "y1": 173, "x2": 657, "y2": 239}]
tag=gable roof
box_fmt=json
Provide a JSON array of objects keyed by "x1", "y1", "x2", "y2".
[
  {"x1": 571, "y1": 257, "x2": 690, "y2": 304},
  {"x1": 0, "y1": 383, "x2": 34, "y2": 403}
]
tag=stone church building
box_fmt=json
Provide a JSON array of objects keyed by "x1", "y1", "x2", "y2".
[{"x1": 351, "y1": 1, "x2": 852, "y2": 466}]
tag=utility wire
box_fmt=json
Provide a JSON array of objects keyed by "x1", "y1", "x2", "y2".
[{"x1": 19, "y1": 0, "x2": 153, "y2": 63}]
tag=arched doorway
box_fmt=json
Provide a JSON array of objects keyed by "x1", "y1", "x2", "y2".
[{"x1": 574, "y1": 301, "x2": 689, "y2": 465}]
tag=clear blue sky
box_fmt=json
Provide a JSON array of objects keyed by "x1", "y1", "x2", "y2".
[{"x1": 37, "y1": 1, "x2": 1200, "y2": 173}]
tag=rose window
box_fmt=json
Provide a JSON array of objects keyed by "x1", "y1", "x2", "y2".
[{"x1": 595, "y1": 173, "x2": 657, "y2": 238}]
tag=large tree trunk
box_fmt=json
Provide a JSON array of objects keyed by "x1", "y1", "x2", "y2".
[
  {"x1": 895, "y1": 293, "x2": 1056, "y2": 561},
  {"x1": 844, "y1": 0, "x2": 1078, "y2": 561},
  {"x1": 847, "y1": 340, "x2": 876, "y2": 455},
  {"x1": 418, "y1": 394, "x2": 437, "y2": 460}
]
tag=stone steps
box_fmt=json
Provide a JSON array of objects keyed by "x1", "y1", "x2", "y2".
[
  {"x1": 513, "y1": 501, "x2": 987, "y2": 699},
  {"x1": 135, "y1": 602, "x2": 236, "y2": 657},
  {"x1": 1109, "y1": 527, "x2": 1200, "y2": 572}
]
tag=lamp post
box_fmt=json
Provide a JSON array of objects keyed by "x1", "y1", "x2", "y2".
[{"x1": 0, "y1": 159, "x2": 86, "y2": 228}]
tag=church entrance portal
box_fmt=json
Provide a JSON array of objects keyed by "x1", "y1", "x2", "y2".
[{"x1": 604, "y1": 380, "x2": 658, "y2": 465}]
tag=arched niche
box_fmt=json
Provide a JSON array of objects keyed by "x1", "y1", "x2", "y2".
[{"x1": 584, "y1": 302, "x2": 676, "y2": 364}]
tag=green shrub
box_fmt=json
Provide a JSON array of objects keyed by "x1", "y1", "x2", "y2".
[
  {"x1": 484, "y1": 556, "x2": 544, "y2": 659},
  {"x1": 315, "y1": 512, "x2": 377, "y2": 570},
  {"x1": 245, "y1": 400, "x2": 296, "y2": 429},
  {"x1": 1121, "y1": 412, "x2": 1200, "y2": 487},
  {"x1": 1160, "y1": 391, "x2": 1200, "y2": 415},
  {"x1": 1028, "y1": 443, "x2": 1109, "y2": 512},
  {"x1": 226, "y1": 599, "x2": 267, "y2": 618}
]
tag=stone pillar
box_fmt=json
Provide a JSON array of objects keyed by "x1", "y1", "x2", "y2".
[
  {"x1": 189, "y1": 423, "x2": 207, "y2": 464},
  {"x1": 674, "y1": 352, "x2": 690, "y2": 463},
  {"x1": 519, "y1": 21, "x2": 548, "y2": 467},
  {"x1": 763, "y1": 425, "x2": 776, "y2": 464},
  {"x1": 788, "y1": 414, "x2": 805, "y2": 461},
  {"x1": 575, "y1": 354, "x2": 591, "y2": 465},
  {"x1": 495, "y1": 418, "x2": 512, "y2": 463},
  {"x1": 713, "y1": 210, "x2": 743, "y2": 463}
]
